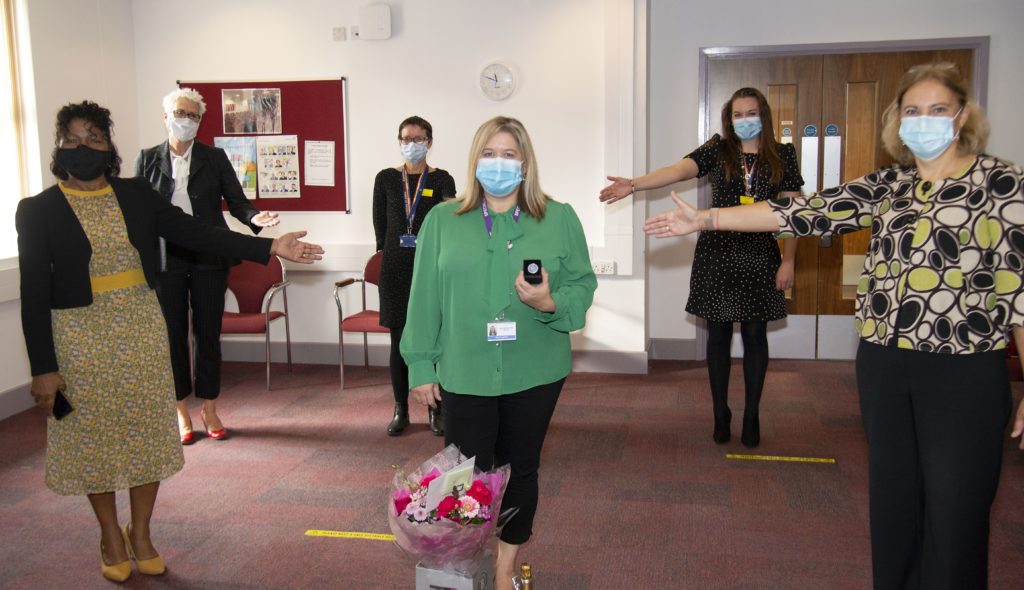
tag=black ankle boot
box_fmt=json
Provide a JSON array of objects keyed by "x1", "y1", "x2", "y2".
[
  {"x1": 713, "y1": 408, "x2": 731, "y2": 444},
  {"x1": 387, "y1": 403, "x2": 409, "y2": 436},
  {"x1": 428, "y1": 403, "x2": 444, "y2": 437},
  {"x1": 741, "y1": 412, "x2": 760, "y2": 448}
]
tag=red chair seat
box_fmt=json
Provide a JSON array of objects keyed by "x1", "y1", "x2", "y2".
[
  {"x1": 341, "y1": 310, "x2": 389, "y2": 334},
  {"x1": 334, "y1": 251, "x2": 388, "y2": 389},
  {"x1": 222, "y1": 311, "x2": 286, "y2": 334}
]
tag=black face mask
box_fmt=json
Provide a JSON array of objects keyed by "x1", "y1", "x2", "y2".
[{"x1": 56, "y1": 145, "x2": 111, "y2": 181}]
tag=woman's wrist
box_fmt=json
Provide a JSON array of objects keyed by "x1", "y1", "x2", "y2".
[
  {"x1": 701, "y1": 208, "x2": 720, "y2": 231},
  {"x1": 628, "y1": 178, "x2": 636, "y2": 195}
]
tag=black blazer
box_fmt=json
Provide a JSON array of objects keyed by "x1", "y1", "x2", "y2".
[
  {"x1": 16, "y1": 176, "x2": 273, "y2": 377},
  {"x1": 133, "y1": 140, "x2": 261, "y2": 269}
]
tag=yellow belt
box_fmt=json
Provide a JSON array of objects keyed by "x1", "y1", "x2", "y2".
[{"x1": 91, "y1": 269, "x2": 146, "y2": 294}]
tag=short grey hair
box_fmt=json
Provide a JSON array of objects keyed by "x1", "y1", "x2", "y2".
[{"x1": 162, "y1": 87, "x2": 207, "y2": 117}]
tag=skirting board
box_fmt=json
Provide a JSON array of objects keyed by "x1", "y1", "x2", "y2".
[
  {"x1": 649, "y1": 338, "x2": 698, "y2": 360},
  {"x1": 0, "y1": 383, "x2": 35, "y2": 422},
  {"x1": 221, "y1": 341, "x2": 649, "y2": 374}
]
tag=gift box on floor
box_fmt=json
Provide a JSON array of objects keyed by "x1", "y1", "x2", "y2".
[{"x1": 415, "y1": 549, "x2": 493, "y2": 590}]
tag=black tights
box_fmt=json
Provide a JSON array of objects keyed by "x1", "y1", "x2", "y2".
[
  {"x1": 389, "y1": 327, "x2": 409, "y2": 405},
  {"x1": 706, "y1": 320, "x2": 769, "y2": 418}
]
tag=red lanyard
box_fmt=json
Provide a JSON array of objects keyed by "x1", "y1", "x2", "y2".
[{"x1": 741, "y1": 153, "x2": 757, "y2": 196}]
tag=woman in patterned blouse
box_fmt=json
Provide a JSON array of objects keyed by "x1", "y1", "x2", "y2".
[
  {"x1": 645, "y1": 63, "x2": 1024, "y2": 589},
  {"x1": 602, "y1": 88, "x2": 803, "y2": 448}
]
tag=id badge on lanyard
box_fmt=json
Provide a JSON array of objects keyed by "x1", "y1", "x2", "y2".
[
  {"x1": 740, "y1": 154, "x2": 756, "y2": 205},
  {"x1": 401, "y1": 167, "x2": 427, "y2": 248},
  {"x1": 487, "y1": 319, "x2": 517, "y2": 341}
]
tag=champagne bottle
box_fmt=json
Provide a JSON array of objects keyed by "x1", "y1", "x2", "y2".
[{"x1": 520, "y1": 563, "x2": 533, "y2": 589}]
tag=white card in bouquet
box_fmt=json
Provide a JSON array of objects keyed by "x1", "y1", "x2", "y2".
[{"x1": 424, "y1": 457, "x2": 476, "y2": 511}]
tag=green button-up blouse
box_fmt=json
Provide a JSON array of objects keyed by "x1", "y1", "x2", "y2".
[
  {"x1": 768, "y1": 154, "x2": 1024, "y2": 354},
  {"x1": 400, "y1": 199, "x2": 597, "y2": 395}
]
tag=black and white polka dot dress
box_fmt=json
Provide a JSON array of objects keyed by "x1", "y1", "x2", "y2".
[{"x1": 684, "y1": 134, "x2": 804, "y2": 322}]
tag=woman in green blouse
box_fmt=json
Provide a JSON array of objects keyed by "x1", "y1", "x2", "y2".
[
  {"x1": 401, "y1": 116, "x2": 597, "y2": 590},
  {"x1": 645, "y1": 63, "x2": 1024, "y2": 589}
]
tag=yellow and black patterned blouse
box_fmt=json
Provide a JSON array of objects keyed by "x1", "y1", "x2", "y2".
[{"x1": 768, "y1": 154, "x2": 1024, "y2": 354}]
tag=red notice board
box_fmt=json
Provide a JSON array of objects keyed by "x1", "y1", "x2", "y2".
[{"x1": 179, "y1": 78, "x2": 349, "y2": 212}]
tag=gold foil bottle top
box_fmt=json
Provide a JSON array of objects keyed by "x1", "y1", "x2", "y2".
[{"x1": 520, "y1": 562, "x2": 532, "y2": 579}]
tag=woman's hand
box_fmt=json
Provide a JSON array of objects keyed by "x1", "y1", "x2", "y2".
[
  {"x1": 270, "y1": 231, "x2": 324, "y2": 264},
  {"x1": 599, "y1": 176, "x2": 634, "y2": 204},
  {"x1": 776, "y1": 260, "x2": 795, "y2": 290},
  {"x1": 251, "y1": 211, "x2": 280, "y2": 227},
  {"x1": 30, "y1": 372, "x2": 66, "y2": 416},
  {"x1": 411, "y1": 383, "x2": 440, "y2": 408},
  {"x1": 643, "y1": 192, "x2": 703, "y2": 237},
  {"x1": 515, "y1": 269, "x2": 555, "y2": 313}
]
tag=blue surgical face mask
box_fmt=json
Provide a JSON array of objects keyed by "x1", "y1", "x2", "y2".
[
  {"x1": 733, "y1": 116, "x2": 762, "y2": 140},
  {"x1": 898, "y1": 108, "x2": 962, "y2": 161},
  {"x1": 475, "y1": 157, "x2": 523, "y2": 198},
  {"x1": 401, "y1": 141, "x2": 429, "y2": 163}
]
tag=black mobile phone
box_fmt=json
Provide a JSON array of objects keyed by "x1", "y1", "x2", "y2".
[
  {"x1": 523, "y1": 259, "x2": 543, "y2": 285},
  {"x1": 52, "y1": 389, "x2": 73, "y2": 420}
]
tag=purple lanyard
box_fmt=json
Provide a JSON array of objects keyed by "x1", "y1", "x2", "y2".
[
  {"x1": 402, "y1": 166, "x2": 428, "y2": 233},
  {"x1": 481, "y1": 201, "x2": 521, "y2": 238}
]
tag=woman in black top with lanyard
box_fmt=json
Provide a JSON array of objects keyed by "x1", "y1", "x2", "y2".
[
  {"x1": 601, "y1": 88, "x2": 803, "y2": 447},
  {"x1": 373, "y1": 116, "x2": 456, "y2": 436}
]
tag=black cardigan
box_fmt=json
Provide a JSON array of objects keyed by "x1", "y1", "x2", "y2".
[
  {"x1": 16, "y1": 176, "x2": 273, "y2": 376},
  {"x1": 133, "y1": 140, "x2": 261, "y2": 269}
]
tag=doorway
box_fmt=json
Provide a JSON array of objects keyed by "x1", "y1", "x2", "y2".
[{"x1": 698, "y1": 38, "x2": 988, "y2": 360}]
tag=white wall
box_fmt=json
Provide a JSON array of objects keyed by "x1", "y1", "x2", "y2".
[{"x1": 647, "y1": 0, "x2": 1024, "y2": 346}]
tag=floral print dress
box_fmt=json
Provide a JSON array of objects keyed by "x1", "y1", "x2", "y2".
[{"x1": 46, "y1": 184, "x2": 183, "y2": 495}]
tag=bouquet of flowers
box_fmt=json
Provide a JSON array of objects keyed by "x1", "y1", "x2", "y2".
[{"x1": 388, "y1": 444, "x2": 511, "y2": 573}]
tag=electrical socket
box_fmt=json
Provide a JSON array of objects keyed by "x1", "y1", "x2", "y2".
[
  {"x1": 591, "y1": 260, "x2": 616, "y2": 275},
  {"x1": 351, "y1": 25, "x2": 359, "y2": 39}
]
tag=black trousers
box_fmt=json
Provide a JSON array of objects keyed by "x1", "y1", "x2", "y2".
[
  {"x1": 155, "y1": 268, "x2": 229, "y2": 401},
  {"x1": 856, "y1": 340, "x2": 1011, "y2": 590},
  {"x1": 389, "y1": 326, "x2": 409, "y2": 405},
  {"x1": 441, "y1": 378, "x2": 565, "y2": 545}
]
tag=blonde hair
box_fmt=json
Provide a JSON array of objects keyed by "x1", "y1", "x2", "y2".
[
  {"x1": 881, "y1": 62, "x2": 989, "y2": 165},
  {"x1": 162, "y1": 87, "x2": 207, "y2": 117},
  {"x1": 455, "y1": 116, "x2": 549, "y2": 220}
]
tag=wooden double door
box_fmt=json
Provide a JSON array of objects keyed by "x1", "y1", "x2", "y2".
[{"x1": 707, "y1": 48, "x2": 974, "y2": 359}]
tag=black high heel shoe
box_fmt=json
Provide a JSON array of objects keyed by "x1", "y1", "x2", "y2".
[
  {"x1": 741, "y1": 413, "x2": 760, "y2": 448},
  {"x1": 712, "y1": 408, "x2": 731, "y2": 444}
]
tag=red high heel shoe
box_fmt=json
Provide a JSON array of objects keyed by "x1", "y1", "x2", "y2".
[
  {"x1": 180, "y1": 430, "x2": 196, "y2": 445},
  {"x1": 200, "y1": 409, "x2": 229, "y2": 440}
]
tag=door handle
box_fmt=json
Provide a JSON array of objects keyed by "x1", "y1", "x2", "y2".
[{"x1": 820, "y1": 235, "x2": 832, "y2": 248}]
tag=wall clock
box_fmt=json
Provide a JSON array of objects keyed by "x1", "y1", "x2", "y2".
[{"x1": 480, "y1": 62, "x2": 515, "y2": 101}]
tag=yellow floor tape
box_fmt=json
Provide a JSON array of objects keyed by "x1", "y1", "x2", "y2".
[
  {"x1": 726, "y1": 453, "x2": 836, "y2": 464},
  {"x1": 305, "y1": 530, "x2": 396, "y2": 541}
]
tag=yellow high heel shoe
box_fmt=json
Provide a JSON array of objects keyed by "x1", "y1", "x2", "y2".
[
  {"x1": 99, "y1": 541, "x2": 131, "y2": 582},
  {"x1": 122, "y1": 523, "x2": 166, "y2": 575}
]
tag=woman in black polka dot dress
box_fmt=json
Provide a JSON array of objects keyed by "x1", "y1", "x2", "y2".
[{"x1": 601, "y1": 87, "x2": 803, "y2": 447}]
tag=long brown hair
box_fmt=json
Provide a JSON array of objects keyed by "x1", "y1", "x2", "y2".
[{"x1": 718, "y1": 87, "x2": 784, "y2": 186}]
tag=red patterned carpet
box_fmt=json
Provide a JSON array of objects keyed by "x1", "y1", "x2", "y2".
[{"x1": 0, "y1": 359, "x2": 1021, "y2": 589}]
